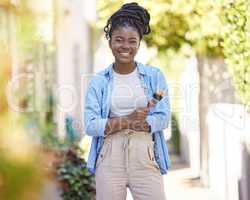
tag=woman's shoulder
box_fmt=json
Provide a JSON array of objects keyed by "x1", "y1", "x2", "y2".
[
  {"x1": 88, "y1": 65, "x2": 112, "y2": 87},
  {"x1": 88, "y1": 71, "x2": 108, "y2": 88},
  {"x1": 139, "y1": 63, "x2": 162, "y2": 75}
]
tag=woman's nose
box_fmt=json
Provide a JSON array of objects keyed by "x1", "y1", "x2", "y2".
[{"x1": 121, "y1": 41, "x2": 130, "y2": 49}]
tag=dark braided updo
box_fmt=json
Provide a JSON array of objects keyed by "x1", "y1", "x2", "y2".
[{"x1": 104, "y1": 2, "x2": 151, "y2": 40}]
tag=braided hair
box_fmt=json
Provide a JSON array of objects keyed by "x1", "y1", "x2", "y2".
[{"x1": 104, "y1": 2, "x2": 151, "y2": 40}]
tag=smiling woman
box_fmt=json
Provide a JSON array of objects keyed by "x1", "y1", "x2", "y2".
[{"x1": 84, "y1": 2, "x2": 171, "y2": 200}]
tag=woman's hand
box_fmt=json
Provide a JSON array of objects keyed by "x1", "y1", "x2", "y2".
[
  {"x1": 127, "y1": 107, "x2": 149, "y2": 121},
  {"x1": 104, "y1": 102, "x2": 156, "y2": 136},
  {"x1": 129, "y1": 119, "x2": 151, "y2": 132},
  {"x1": 127, "y1": 107, "x2": 151, "y2": 132},
  {"x1": 147, "y1": 99, "x2": 157, "y2": 108},
  {"x1": 104, "y1": 116, "x2": 130, "y2": 137}
]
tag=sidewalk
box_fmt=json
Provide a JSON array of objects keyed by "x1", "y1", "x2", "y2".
[
  {"x1": 127, "y1": 155, "x2": 220, "y2": 200},
  {"x1": 163, "y1": 156, "x2": 220, "y2": 200}
]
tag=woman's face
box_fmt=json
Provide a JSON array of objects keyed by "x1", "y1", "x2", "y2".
[{"x1": 109, "y1": 26, "x2": 140, "y2": 65}]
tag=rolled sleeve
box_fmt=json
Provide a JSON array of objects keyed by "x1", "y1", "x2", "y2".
[{"x1": 85, "y1": 118, "x2": 108, "y2": 137}]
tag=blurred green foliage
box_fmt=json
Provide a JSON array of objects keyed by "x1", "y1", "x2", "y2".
[
  {"x1": 16, "y1": 10, "x2": 37, "y2": 54},
  {"x1": 169, "y1": 113, "x2": 181, "y2": 154},
  {"x1": 0, "y1": 51, "x2": 10, "y2": 114},
  {"x1": 222, "y1": 0, "x2": 250, "y2": 110},
  {"x1": 0, "y1": 149, "x2": 44, "y2": 200},
  {"x1": 0, "y1": 112, "x2": 46, "y2": 200}
]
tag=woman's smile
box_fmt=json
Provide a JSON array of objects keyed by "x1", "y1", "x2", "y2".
[
  {"x1": 118, "y1": 52, "x2": 131, "y2": 58},
  {"x1": 119, "y1": 52, "x2": 130, "y2": 56}
]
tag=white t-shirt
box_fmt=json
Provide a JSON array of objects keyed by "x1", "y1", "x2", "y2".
[{"x1": 109, "y1": 67, "x2": 148, "y2": 118}]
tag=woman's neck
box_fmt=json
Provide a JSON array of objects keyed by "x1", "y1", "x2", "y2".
[{"x1": 113, "y1": 61, "x2": 136, "y2": 74}]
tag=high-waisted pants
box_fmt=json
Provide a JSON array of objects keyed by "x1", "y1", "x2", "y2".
[{"x1": 95, "y1": 129, "x2": 166, "y2": 200}]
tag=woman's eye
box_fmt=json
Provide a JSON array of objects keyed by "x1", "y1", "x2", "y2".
[{"x1": 129, "y1": 41, "x2": 137, "y2": 44}]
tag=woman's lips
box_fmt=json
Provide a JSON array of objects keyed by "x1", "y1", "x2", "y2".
[{"x1": 119, "y1": 52, "x2": 130, "y2": 57}]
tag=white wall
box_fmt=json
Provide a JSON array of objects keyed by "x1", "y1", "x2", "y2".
[
  {"x1": 179, "y1": 56, "x2": 200, "y2": 176},
  {"x1": 207, "y1": 104, "x2": 250, "y2": 200}
]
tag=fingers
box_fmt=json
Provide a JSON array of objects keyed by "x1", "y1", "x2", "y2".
[
  {"x1": 130, "y1": 120, "x2": 150, "y2": 132},
  {"x1": 137, "y1": 107, "x2": 149, "y2": 113},
  {"x1": 147, "y1": 99, "x2": 157, "y2": 108},
  {"x1": 126, "y1": 107, "x2": 149, "y2": 121},
  {"x1": 135, "y1": 107, "x2": 149, "y2": 119}
]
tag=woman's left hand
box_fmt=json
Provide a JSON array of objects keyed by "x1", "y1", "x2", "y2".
[
  {"x1": 147, "y1": 99, "x2": 157, "y2": 108},
  {"x1": 129, "y1": 119, "x2": 150, "y2": 132}
]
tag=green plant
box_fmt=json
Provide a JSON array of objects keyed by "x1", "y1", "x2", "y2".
[
  {"x1": 169, "y1": 113, "x2": 181, "y2": 155},
  {"x1": 57, "y1": 145, "x2": 95, "y2": 200},
  {"x1": 222, "y1": 0, "x2": 250, "y2": 110}
]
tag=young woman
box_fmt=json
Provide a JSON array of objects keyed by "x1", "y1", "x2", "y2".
[{"x1": 84, "y1": 2, "x2": 171, "y2": 200}]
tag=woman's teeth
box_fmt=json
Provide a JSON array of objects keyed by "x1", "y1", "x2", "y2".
[{"x1": 120, "y1": 52, "x2": 130, "y2": 56}]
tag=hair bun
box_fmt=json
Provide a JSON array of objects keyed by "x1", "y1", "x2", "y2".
[
  {"x1": 121, "y1": 2, "x2": 139, "y2": 9},
  {"x1": 120, "y1": 2, "x2": 150, "y2": 35}
]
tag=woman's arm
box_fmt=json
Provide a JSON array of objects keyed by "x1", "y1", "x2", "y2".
[
  {"x1": 85, "y1": 81, "x2": 151, "y2": 137},
  {"x1": 104, "y1": 107, "x2": 151, "y2": 137},
  {"x1": 104, "y1": 116, "x2": 130, "y2": 137}
]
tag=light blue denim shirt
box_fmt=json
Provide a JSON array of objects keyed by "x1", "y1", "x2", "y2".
[{"x1": 84, "y1": 61, "x2": 171, "y2": 175}]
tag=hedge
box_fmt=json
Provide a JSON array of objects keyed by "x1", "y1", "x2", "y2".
[{"x1": 222, "y1": 0, "x2": 250, "y2": 110}]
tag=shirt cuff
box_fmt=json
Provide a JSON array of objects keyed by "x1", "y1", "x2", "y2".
[
  {"x1": 86, "y1": 118, "x2": 108, "y2": 137},
  {"x1": 99, "y1": 118, "x2": 108, "y2": 137}
]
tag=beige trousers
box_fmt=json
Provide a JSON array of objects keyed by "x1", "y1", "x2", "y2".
[{"x1": 95, "y1": 129, "x2": 166, "y2": 200}]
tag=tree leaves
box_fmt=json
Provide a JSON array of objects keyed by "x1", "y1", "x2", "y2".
[{"x1": 222, "y1": 0, "x2": 250, "y2": 110}]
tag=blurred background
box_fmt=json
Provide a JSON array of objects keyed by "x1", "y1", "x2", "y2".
[{"x1": 0, "y1": 0, "x2": 250, "y2": 199}]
